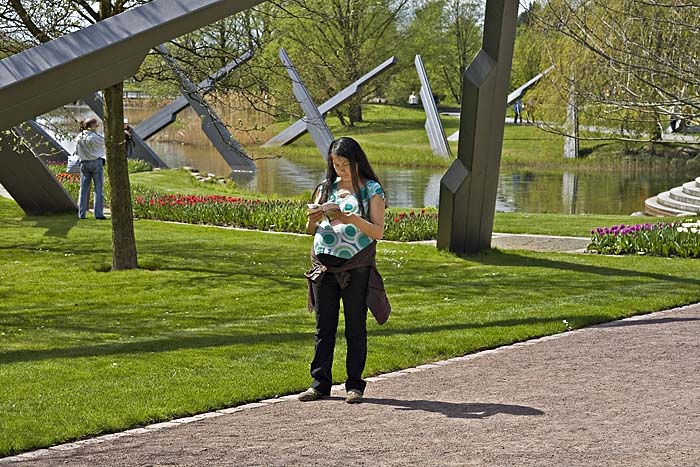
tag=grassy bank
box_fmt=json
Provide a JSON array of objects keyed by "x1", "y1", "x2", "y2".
[
  {"x1": 251, "y1": 105, "x2": 698, "y2": 175},
  {"x1": 1, "y1": 196, "x2": 699, "y2": 456}
]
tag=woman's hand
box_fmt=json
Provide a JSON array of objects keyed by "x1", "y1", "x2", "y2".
[
  {"x1": 328, "y1": 210, "x2": 355, "y2": 225},
  {"x1": 305, "y1": 210, "x2": 324, "y2": 235},
  {"x1": 307, "y1": 210, "x2": 325, "y2": 224}
]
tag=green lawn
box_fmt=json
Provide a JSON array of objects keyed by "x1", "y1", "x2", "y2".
[{"x1": 1, "y1": 196, "x2": 699, "y2": 455}]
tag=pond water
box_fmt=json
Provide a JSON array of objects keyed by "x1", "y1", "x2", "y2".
[
  {"x1": 46, "y1": 106, "x2": 693, "y2": 215},
  {"x1": 148, "y1": 141, "x2": 692, "y2": 215}
]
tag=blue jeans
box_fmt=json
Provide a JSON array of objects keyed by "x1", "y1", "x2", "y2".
[{"x1": 78, "y1": 159, "x2": 104, "y2": 218}]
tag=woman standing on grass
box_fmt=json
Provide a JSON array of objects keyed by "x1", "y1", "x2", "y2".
[{"x1": 300, "y1": 137, "x2": 390, "y2": 405}]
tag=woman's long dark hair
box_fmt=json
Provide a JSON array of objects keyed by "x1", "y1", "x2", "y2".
[{"x1": 316, "y1": 137, "x2": 384, "y2": 219}]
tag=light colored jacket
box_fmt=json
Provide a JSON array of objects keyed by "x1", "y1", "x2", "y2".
[{"x1": 76, "y1": 130, "x2": 105, "y2": 161}]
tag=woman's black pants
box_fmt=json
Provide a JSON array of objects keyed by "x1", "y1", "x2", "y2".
[{"x1": 310, "y1": 257, "x2": 369, "y2": 395}]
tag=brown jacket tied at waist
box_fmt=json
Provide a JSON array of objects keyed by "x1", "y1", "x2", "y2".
[{"x1": 305, "y1": 241, "x2": 391, "y2": 325}]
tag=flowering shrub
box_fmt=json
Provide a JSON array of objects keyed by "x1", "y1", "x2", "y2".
[{"x1": 588, "y1": 220, "x2": 700, "y2": 257}]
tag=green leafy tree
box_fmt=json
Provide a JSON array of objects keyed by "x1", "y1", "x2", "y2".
[
  {"x1": 529, "y1": 0, "x2": 700, "y2": 141},
  {"x1": 393, "y1": 0, "x2": 481, "y2": 106},
  {"x1": 266, "y1": 0, "x2": 409, "y2": 126}
]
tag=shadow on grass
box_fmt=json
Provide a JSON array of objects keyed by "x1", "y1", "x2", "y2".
[
  {"x1": 0, "y1": 313, "x2": 598, "y2": 365},
  {"x1": 468, "y1": 250, "x2": 700, "y2": 286},
  {"x1": 26, "y1": 214, "x2": 78, "y2": 238},
  {"x1": 0, "y1": 330, "x2": 310, "y2": 365},
  {"x1": 363, "y1": 398, "x2": 544, "y2": 419}
]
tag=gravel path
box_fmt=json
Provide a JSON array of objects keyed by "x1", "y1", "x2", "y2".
[{"x1": 4, "y1": 303, "x2": 700, "y2": 467}]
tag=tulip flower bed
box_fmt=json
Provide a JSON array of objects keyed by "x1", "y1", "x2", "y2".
[
  {"x1": 132, "y1": 192, "x2": 441, "y2": 241},
  {"x1": 588, "y1": 220, "x2": 700, "y2": 257},
  {"x1": 133, "y1": 193, "x2": 308, "y2": 233},
  {"x1": 384, "y1": 208, "x2": 438, "y2": 241}
]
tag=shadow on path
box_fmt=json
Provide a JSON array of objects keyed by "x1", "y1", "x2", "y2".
[
  {"x1": 363, "y1": 398, "x2": 544, "y2": 419},
  {"x1": 597, "y1": 316, "x2": 700, "y2": 328}
]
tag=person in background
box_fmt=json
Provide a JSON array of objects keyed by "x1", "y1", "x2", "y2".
[
  {"x1": 76, "y1": 117, "x2": 106, "y2": 220},
  {"x1": 124, "y1": 118, "x2": 135, "y2": 158},
  {"x1": 408, "y1": 91, "x2": 419, "y2": 106},
  {"x1": 513, "y1": 99, "x2": 523, "y2": 124},
  {"x1": 300, "y1": 137, "x2": 390, "y2": 405}
]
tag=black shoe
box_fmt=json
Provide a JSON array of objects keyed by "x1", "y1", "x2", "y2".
[{"x1": 95, "y1": 216, "x2": 107, "y2": 220}]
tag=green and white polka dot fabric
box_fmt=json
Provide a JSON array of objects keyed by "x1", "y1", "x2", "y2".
[{"x1": 313, "y1": 179, "x2": 385, "y2": 259}]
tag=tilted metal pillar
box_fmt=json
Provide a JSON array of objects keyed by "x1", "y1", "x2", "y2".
[
  {"x1": 278, "y1": 48, "x2": 335, "y2": 159},
  {"x1": 0, "y1": 130, "x2": 77, "y2": 215},
  {"x1": 135, "y1": 51, "x2": 253, "y2": 140},
  {"x1": 0, "y1": 0, "x2": 264, "y2": 215},
  {"x1": 156, "y1": 45, "x2": 255, "y2": 173},
  {"x1": 264, "y1": 56, "x2": 397, "y2": 147},
  {"x1": 415, "y1": 55, "x2": 451, "y2": 158},
  {"x1": 437, "y1": 0, "x2": 519, "y2": 254},
  {"x1": 0, "y1": 0, "x2": 265, "y2": 131},
  {"x1": 14, "y1": 120, "x2": 72, "y2": 162}
]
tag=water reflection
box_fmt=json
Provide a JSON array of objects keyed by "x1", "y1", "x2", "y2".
[
  {"x1": 42, "y1": 109, "x2": 693, "y2": 215},
  {"x1": 146, "y1": 141, "x2": 693, "y2": 214}
]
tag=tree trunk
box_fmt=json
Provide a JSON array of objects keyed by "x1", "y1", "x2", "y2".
[
  {"x1": 103, "y1": 83, "x2": 138, "y2": 270},
  {"x1": 349, "y1": 102, "x2": 363, "y2": 125}
]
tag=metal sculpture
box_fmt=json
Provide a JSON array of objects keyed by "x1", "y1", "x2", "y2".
[
  {"x1": 415, "y1": 55, "x2": 451, "y2": 158},
  {"x1": 13, "y1": 120, "x2": 71, "y2": 162},
  {"x1": 264, "y1": 56, "x2": 397, "y2": 147},
  {"x1": 156, "y1": 45, "x2": 256, "y2": 173},
  {"x1": 135, "y1": 51, "x2": 253, "y2": 140},
  {"x1": 448, "y1": 66, "x2": 553, "y2": 142},
  {"x1": 0, "y1": 130, "x2": 77, "y2": 214},
  {"x1": 278, "y1": 48, "x2": 335, "y2": 159},
  {"x1": 0, "y1": 0, "x2": 265, "y2": 131},
  {"x1": 81, "y1": 93, "x2": 168, "y2": 168},
  {"x1": 437, "y1": 0, "x2": 519, "y2": 254},
  {"x1": 0, "y1": 0, "x2": 264, "y2": 214}
]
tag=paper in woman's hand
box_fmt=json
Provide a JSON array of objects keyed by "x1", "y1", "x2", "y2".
[
  {"x1": 306, "y1": 202, "x2": 340, "y2": 214},
  {"x1": 307, "y1": 202, "x2": 341, "y2": 223}
]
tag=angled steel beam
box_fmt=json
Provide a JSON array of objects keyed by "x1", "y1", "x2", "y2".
[
  {"x1": 156, "y1": 45, "x2": 255, "y2": 173},
  {"x1": 437, "y1": 0, "x2": 519, "y2": 254},
  {"x1": 135, "y1": 50, "x2": 253, "y2": 140},
  {"x1": 448, "y1": 67, "x2": 553, "y2": 142},
  {"x1": 415, "y1": 55, "x2": 451, "y2": 158},
  {"x1": 278, "y1": 48, "x2": 335, "y2": 159},
  {"x1": 264, "y1": 56, "x2": 397, "y2": 147},
  {"x1": 506, "y1": 66, "x2": 553, "y2": 105},
  {"x1": 0, "y1": 0, "x2": 265, "y2": 132},
  {"x1": 14, "y1": 120, "x2": 71, "y2": 162},
  {"x1": 0, "y1": 130, "x2": 76, "y2": 215},
  {"x1": 80, "y1": 93, "x2": 168, "y2": 168}
]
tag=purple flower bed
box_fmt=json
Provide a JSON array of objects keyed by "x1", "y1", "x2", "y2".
[{"x1": 588, "y1": 220, "x2": 700, "y2": 257}]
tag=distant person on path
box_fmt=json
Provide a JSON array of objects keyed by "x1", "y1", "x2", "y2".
[
  {"x1": 408, "y1": 91, "x2": 419, "y2": 106},
  {"x1": 76, "y1": 117, "x2": 106, "y2": 220},
  {"x1": 124, "y1": 118, "x2": 135, "y2": 158},
  {"x1": 300, "y1": 137, "x2": 390, "y2": 405},
  {"x1": 513, "y1": 99, "x2": 523, "y2": 124}
]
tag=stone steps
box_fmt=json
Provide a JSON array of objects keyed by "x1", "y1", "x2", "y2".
[
  {"x1": 645, "y1": 177, "x2": 700, "y2": 217},
  {"x1": 644, "y1": 195, "x2": 695, "y2": 217},
  {"x1": 682, "y1": 181, "x2": 700, "y2": 198},
  {"x1": 669, "y1": 186, "x2": 700, "y2": 207}
]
